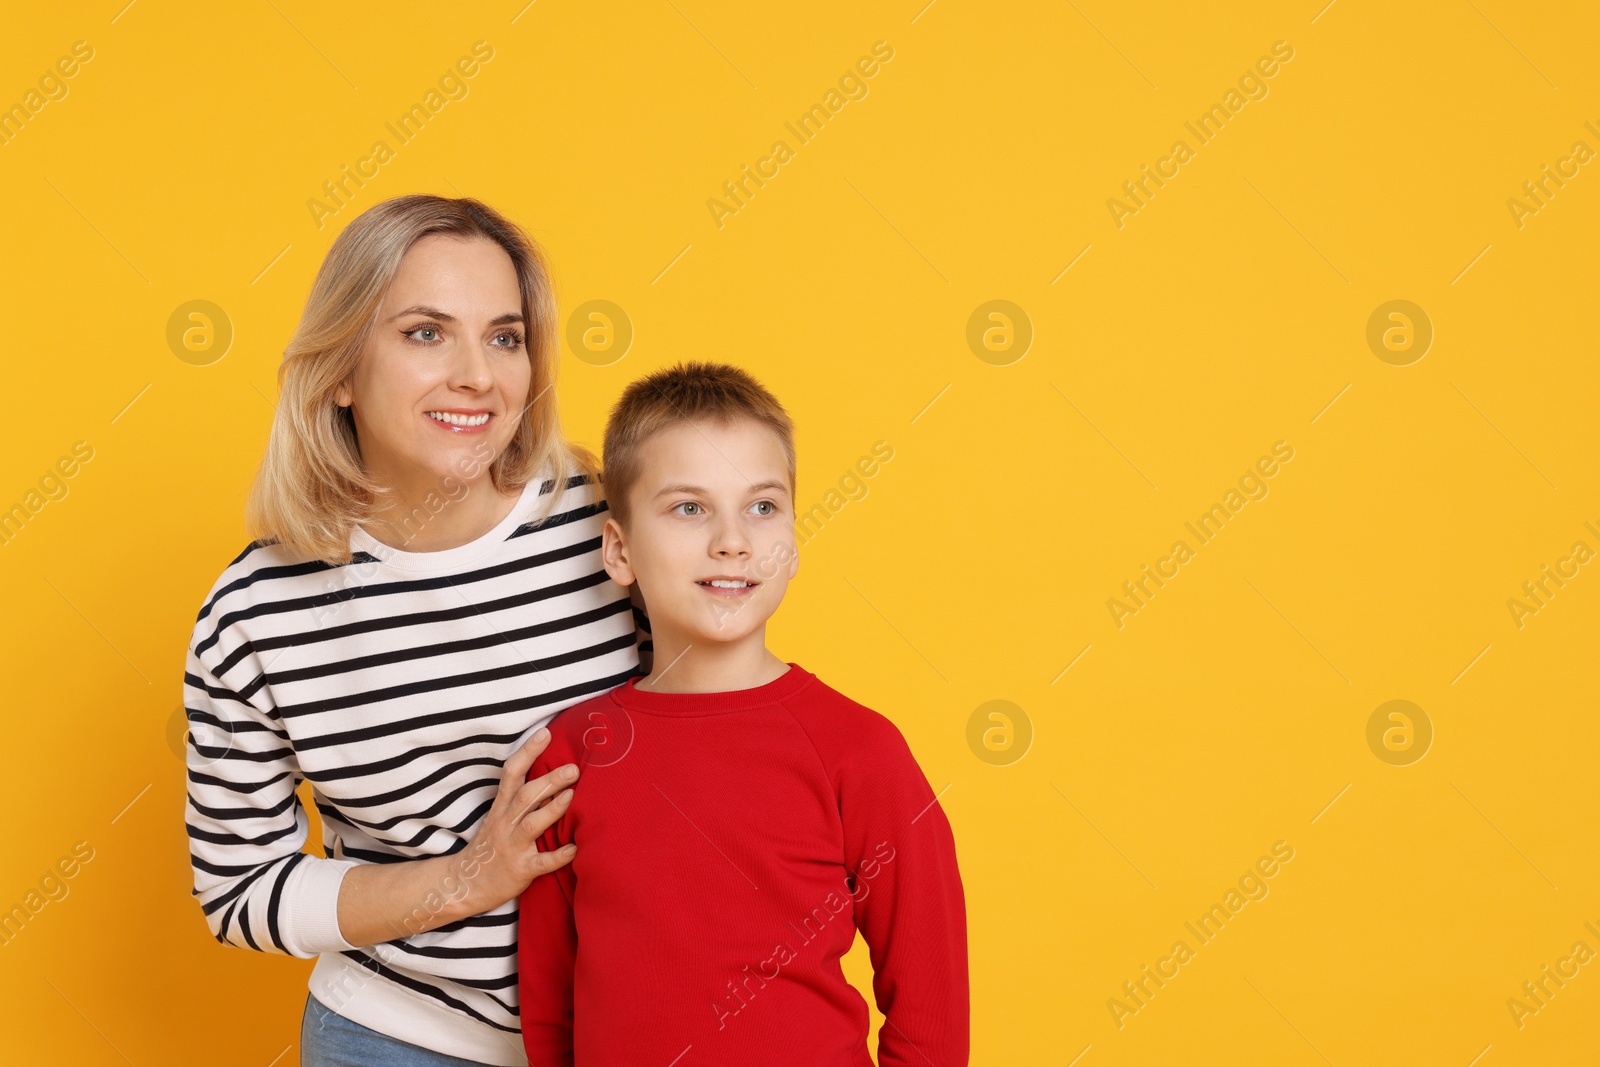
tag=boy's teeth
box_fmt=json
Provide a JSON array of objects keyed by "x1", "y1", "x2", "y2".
[
  {"x1": 704, "y1": 579, "x2": 751, "y2": 588},
  {"x1": 427, "y1": 411, "x2": 490, "y2": 427}
]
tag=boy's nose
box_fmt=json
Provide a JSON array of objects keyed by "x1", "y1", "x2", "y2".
[{"x1": 711, "y1": 528, "x2": 751, "y2": 558}]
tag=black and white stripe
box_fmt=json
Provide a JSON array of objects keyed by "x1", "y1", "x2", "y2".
[{"x1": 184, "y1": 473, "x2": 646, "y2": 1053}]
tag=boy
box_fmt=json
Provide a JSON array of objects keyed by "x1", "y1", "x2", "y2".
[{"x1": 516, "y1": 361, "x2": 968, "y2": 1066}]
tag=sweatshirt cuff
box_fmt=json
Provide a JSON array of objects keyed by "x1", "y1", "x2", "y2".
[{"x1": 278, "y1": 856, "x2": 362, "y2": 957}]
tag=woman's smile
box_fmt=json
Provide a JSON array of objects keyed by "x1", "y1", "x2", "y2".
[{"x1": 425, "y1": 408, "x2": 495, "y2": 433}]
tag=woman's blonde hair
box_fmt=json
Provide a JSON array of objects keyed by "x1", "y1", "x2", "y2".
[{"x1": 246, "y1": 194, "x2": 597, "y2": 564}]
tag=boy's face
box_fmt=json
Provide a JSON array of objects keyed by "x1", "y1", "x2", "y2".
[{"x1": 603, "y1": 417, "x2": 797, "y2": 648}]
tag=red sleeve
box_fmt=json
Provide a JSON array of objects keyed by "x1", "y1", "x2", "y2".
[
  {"x1": 835, "y1": 712, "x2": 970, "y2": 1067},
  {"x1": 518, "y1": 744, "x2": 579, "y2": 1067}
]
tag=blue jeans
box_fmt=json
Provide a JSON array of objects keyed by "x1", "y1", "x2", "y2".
[{"x1": 299, "y1": 993, "x2": 501, "y2": 1066}]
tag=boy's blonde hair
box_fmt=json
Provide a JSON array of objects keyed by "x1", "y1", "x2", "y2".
[
  {"x1": 246, "y1": 194, "x2": 597, "y2": 564},
  {"x1": 602, "y1": 361, "x2": 795, "y2": 528}
]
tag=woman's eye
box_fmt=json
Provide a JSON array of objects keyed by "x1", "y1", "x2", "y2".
[
  {"x1": 493, "y1": 331, "x2": 525, "y2": 349},
  {"x1": 404, "y1": 326, "x2": 440, "y2": 344}
]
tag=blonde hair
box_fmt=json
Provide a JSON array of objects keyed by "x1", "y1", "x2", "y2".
[
  {"x1": 602, "y1": 360, "x2": 795, "y2": 529},
  {"x1": 247, "y1": 195, "x2": 597, "y2": 564}
]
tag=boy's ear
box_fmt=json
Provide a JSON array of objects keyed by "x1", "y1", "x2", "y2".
[{"x1": 601, "y1": 517, "x2": 636, "y2": 586}]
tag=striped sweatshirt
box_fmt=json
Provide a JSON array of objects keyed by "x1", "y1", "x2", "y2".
[{"x1": 183, "y1": 472, "x2": 647, "y2": 1066}]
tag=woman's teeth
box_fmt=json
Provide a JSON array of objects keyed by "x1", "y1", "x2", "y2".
[{"x1": 427, "y1": 412, "x2": 490, "y2": 427}]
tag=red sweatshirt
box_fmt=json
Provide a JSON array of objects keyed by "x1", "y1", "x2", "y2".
[{"x1": 517, "y1": 662, "x2": 968, "y2": 1067}]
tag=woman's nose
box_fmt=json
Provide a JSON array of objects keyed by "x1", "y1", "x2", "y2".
[{"x1": 450, "y1": 341, "x2": 494, "y2": 391}]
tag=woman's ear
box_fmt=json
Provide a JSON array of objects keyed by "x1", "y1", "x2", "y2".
[{"x1": 601, "y1": 517, "x2": 636, "y2": 587}]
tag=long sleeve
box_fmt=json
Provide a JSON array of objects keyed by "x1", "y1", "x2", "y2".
[
  {"x1": 836, "y1": 715, "x2": 970, "y2": 1067},
  {"x1": 518, "y1": 751, "x2": 579, "y2": 1067},
  {"x1": 183, "y1": 645, "x2": 360, "y2": 958}
]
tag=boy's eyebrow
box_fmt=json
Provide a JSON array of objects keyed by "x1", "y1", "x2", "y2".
[
  {"x1": 388, "y1": 304, "x2": 525, "y2": 327},
  {"x1": 654, "y1": 480, "x2": 789, "y2": 497}
]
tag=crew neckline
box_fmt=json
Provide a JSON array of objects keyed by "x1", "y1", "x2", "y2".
[
  {"x1": 611, "y1": 662, "x2": 815, "y2": 716},
  {"x1": 348, "y1": 477, "x2": 544, "y2": 574}
]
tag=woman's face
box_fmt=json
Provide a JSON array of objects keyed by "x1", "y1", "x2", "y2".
[{"x1": 336, "y1": 234, "x2": 531, "y2": 493}]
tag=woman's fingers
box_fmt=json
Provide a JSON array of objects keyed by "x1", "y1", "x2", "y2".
[
  {"x1": 512, "y1": 759, "x2": 577, "y2": 815},
  {"x1": 452, "y1": 728, "x2": 579, "y2": 906},
  {"x1": 513, "y1": 773, "x2": 575, "y2": 839},
  {"x1": 536, "y1": 839, "x2": 578, "y2": 875},
  {"x1": 495, "y1": 727, "x2": 550, "y2": 810},
  {"x1": 495, "y1": 729, "x2": 580, "y2": 871},
  {"x1": 522, "y1": 786, "x2": 575, "y2": 841}
]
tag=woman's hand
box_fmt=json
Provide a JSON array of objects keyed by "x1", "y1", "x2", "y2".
[
  {"x1": 456, "y1": 727, "x2": 579, "y2": 912},
  {"x1": 335, "y1": 728, "x2": 577, "y2": 947}
]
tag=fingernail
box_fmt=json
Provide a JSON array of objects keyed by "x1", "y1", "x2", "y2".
[
  {"x1": 559, "y1": 788, "x2": 574, "y2": 803},
  {"x1": 534, "y1": 727, "x2": 549, "y2": 742},
  {"x1": 562, "y1": 765, "x2": 578, "y2": 780}
]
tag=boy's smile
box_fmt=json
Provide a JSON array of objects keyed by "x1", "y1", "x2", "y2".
[{"x1": 696, "y1": 574, "x2": 759, "y2": 598}]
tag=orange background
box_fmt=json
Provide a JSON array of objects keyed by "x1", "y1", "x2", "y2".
[{"x1": 2, "y1": 1, "x2": 1598, "y2": 1064}]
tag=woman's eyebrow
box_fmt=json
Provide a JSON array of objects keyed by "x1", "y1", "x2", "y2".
[
  {"x1": 390, "y1": 304, "x2": 454, "y2": 322},
  {"x1": 388, "y1": 304, "x2": 524, "y2": 326}
]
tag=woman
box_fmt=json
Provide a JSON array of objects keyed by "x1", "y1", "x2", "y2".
[{"x1": 182, "y1": 195, "x2": 650, "y2": 1066}]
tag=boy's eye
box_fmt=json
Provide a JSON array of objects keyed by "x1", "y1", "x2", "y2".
[
  {"x1": 673, "y1": 502, "x2": 702, "y2": 516},
  {"x1": 751, "y1": 500, "x2": 775, "y2": 516}
]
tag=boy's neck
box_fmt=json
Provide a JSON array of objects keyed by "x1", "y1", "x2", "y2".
[{"x1": 638, "y1": 632, "x2": 790, "y2": 694}]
